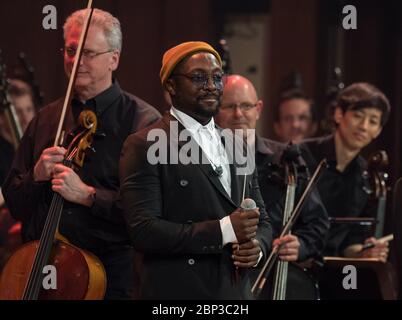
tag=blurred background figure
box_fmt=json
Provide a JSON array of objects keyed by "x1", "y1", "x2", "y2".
[
  {"x1": 274, "y1": 72, "x2": 317, "y2": 143},
  {"x1": 0, "y1": 79, "x2": 36, "y2": 144},
  {"x1": 0, "y1": 51, "x2": 43, "y2": 270}
]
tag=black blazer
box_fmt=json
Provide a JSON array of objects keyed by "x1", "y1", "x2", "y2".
[{"x1": 119, "y1": 113, "x2": 272, "y2": 299}]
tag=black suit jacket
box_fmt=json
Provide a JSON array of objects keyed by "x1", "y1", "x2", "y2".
[{"x1": 119, "y1": 113, "x2": 272, "y2": 299}]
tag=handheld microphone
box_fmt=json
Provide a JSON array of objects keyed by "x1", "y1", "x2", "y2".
[
  {"x1": 233, "y1": 198, "x2": 257, "y2": 281},
  {"x1": 240, "y1": 198, "x2": 256, "y2": 210},
  {"x1": 238, "y1": 198, "x2": 257, "y2": 245}
]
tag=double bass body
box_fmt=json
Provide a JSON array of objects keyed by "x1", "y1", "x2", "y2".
[
  {"x1": 0, "y1": 240, "x2": 105, "y2": 300},
  {"x1": 0, "y1": 108, "x2": 107, "y2": 300}
]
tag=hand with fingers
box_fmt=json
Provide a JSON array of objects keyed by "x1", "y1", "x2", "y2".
[
  {"x1": 232, "y1": 238, "x2": 261, "y2": 268},
  {"x1": 361, "y1": 237, "x2": 389, "y2": 262},
  {"x1": 33, "y1": 147, "x2": 66, "y2": 182},
  {"x1": 272, "y1": 234, "x2": 300, "y2": 262},
  {"x1": 51, "y1": 163, "x2": 95, "y2": 207},
  {"x1": 229, "y1": 207, "x2": 260, "y2": 243}
]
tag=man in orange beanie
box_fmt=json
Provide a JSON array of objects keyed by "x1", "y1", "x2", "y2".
[{"x1": 120, "y1": 41, "x2": 272, "y2": 299}]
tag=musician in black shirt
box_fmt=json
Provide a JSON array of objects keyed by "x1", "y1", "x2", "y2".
[
  {"x1": 2, "y1": 8, "x2": 161, "y2": 299},
  {"x1": 300, "y1": 82, "x2": 391, "y2": 261}
]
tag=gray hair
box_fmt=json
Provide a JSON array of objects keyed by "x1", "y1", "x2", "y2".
[{"x1": 63, "y1": 8, "x2": 122, "y2": 51}]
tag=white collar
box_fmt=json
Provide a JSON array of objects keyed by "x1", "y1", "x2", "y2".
[{"x1": 170, "y1": 106, "x2": 215, "y2": 133}]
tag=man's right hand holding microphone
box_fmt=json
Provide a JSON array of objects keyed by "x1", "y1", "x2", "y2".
[{"x1": 230, "y1": 199, "x2": 262, "y2": 268}]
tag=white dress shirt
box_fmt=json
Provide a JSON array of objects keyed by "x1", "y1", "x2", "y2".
[{"x1": 170, "y1": 107, "x2": 237, "y2": 245}]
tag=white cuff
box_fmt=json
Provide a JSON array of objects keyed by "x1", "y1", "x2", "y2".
[{"x1": 220, "y1": 215, "x2": 237, "y2": 246}]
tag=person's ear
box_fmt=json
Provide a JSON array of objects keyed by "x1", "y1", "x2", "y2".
[
  {"x1": 110, "y1": 51, "x2": 120, "y2": 71},
  {"x1": 164, "y1": 79, "x2": 176, "y2": 97},
  {"x1": 255, "y1": 100, "x2": 263, "y2": 121}
]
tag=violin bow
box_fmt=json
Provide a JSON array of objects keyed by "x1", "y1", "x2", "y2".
[
  {"x1": 251, "y1": 159, "x2": 327, "y2": 297},
  {"x1": 53, "y1": 0, "x2": 94, "y2": 147}
]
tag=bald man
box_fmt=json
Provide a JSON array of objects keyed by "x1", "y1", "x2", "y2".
[{"x1": 215, "y1": 75, "x2": 329, "y2": 299}]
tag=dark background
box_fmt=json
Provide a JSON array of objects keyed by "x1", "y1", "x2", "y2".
[
  {"x1": 1, "y1": 0, "x2": 401, "y2": 172},
  {"x1": 1, "y1": 0, "x2": 402, "y2": 298}
]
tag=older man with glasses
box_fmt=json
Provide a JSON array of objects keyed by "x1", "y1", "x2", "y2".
[{"x1": 2, "y1": 8, "x2": 161, "y2": 299}]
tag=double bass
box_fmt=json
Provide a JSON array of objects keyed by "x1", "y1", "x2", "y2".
[
  {"x1": 366, "y1": 150, "x2": 389, "y2": 238},
  {"x1": 0, "y1": 0, "x2": 106, "y2": 300},
  {"x1": 0, "y1": 110, "x2": 106, "y2": 300}
]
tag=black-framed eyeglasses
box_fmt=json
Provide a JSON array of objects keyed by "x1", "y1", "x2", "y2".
[
  {"x1": 220, "y1": 102, "x2": 258, "y2": 112},
  {"x1": 61, "y1": 47, "x2": 114, "y2": 59},
  {"x1": 172, "y1": 72, "x2": 226, "y2": 89}
]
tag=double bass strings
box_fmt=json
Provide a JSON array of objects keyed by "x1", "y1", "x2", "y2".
[{"x1": 23, "y1": 150, "x2": 77, "y2": 299}]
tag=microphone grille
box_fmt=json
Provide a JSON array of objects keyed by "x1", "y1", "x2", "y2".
[{"x1": 240, "y1": 198, "x2": 256, "y2": 210}]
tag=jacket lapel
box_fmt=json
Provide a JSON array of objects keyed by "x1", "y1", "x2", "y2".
[
  {"x1": 197, "y1": 163, "x2": 236, "y2": 207},
  {"x1": 163, "y1": 113, "x2": 237, "y2": 207}
]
